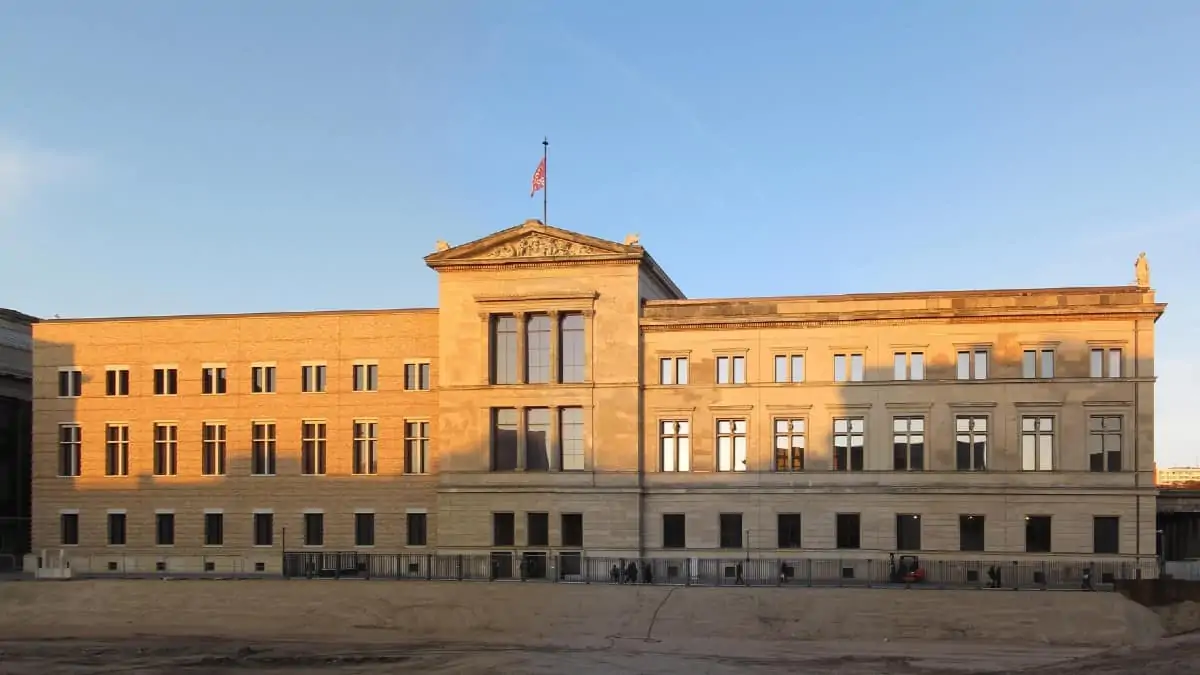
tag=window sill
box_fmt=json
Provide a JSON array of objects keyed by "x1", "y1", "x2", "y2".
[
  {"x1": 405, "y1": 545, "x2": 429, "y2": 549},
  {"x1": 250, "y1": 474, "x2": 277, "y2": 477},
  {"x1": 352, "y1": 389, "x2": 379, "y2": 393},
  {"x1": 203, "y1": 544, "x2": 223, "y2": 549},
  {"x1": 253, "y1": 544, "x2": 273, "y2": 548},
  {"x1": 354, "y1": 544, "x2": 375, "y2": 549}
]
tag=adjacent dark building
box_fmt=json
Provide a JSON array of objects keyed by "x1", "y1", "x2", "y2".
[{"x1": 0, "y1": 308, "x2": 35, "y2": 569}]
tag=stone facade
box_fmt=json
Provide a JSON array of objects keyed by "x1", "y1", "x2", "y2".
[{"x1": 29, "y1": 221, "x2": 1165, "y2": 572}]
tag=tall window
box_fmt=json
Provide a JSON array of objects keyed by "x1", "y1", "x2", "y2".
[
  {"x1": 560, "y1": 313, "x2": 585, "y2": 383},
  {"x1": 659, "y1": 356, "x2": 689, "y2": 385},
  {"x1": 404, "y1": 420, "x2": 429, "y2": 474},
  {"x1": 777, "y1": 514, "x2": 802, "y2": 548},
  {"x1": 301, "y1": 421, "x2": 327, "y2": 475},
  {"x1": 108, "y1": 512, "x2": 126, "y2": 546},
  {"x1": 253, "y1": 512, "x2": 274, "y2": 546},
  {"x1": 525, "y1": 315, "x2": 552, "y2": 383},
  {"x1": 251, "y1": 365, "x2": 276, "y2": 393},
  {"x1": 526, "y1": 408, "x2": 551, "y2": 471},
  {"x1": 251, "y1": 422, "x2": 277, "y2": 475},
  {"x1": 156, "y1": 512, "x2": 175, "y2": 546},
  {"x1": 353, "y1": 363, "x2": 378, "y2": 392},
  {"x1": 58, "y1": 425, "x2": 81, "y2": 477},
  {"x1": 716, "y1": 419, "x2": 748, "y2": 472},
  {"x1": 560, "y1": 407, "x2": 585, "y2": 471},
  {"x1": 659, "y1": 420, "x2": 690, "y2": 472},
  {"x1": 491, "y1": 315, "x2": 518, "y2": 384},
  {"x1": 304, "y1": 513, "x2": 324, "y2": 547},
  {"x1": 893, "y1": 352, "x2": 925, "y2": 380},
  {"x1": 1025, "y1": 515, "x2": 1051, "y2": 553},
  {"x1": 662, "y1": 514, "x2": 686, "y2": 548},
  {"x1": 105, "y1": 424, "x2": 129, "y2": 476},
  {"x1": 153, "y1": 367, "x2": 178, "y2": 395},
  {"x1": 202, "y1": 423, "x2": 227, "y2": 476},
  {"x1": 836, "y1": 513, "x2": 861, "y2": 549},
  {"x1": 719, "y1": 513, "x2": 743, "y2": 549},
  {"x1": 1090, "y1": 348, "x2": 1123, "y2": 378},
  {"x1": 105, "y1": 368, "x2": 130, "y2": 396},
  {"x1": 58, "y1": 369, "x2": 82, "y2": 397},
  {"x1": 834, "y1": 353, "x2": 865, "y2": 382},
  {"x1": 561, "y1": 513, "x2": 584, "y2": 547},
  {"x1": 955, "y1": 415, "x2": 988, "y2": 471},
  {"x1": 832, "y1": 417, "x2": 865, "y2": 471},
  {"x1": 205, "y1": 513, "x2": 224, "y2": 546},
  {"x1": 1022, "y1": 349, "x2": 1055, "y2": 379},
  {"x1": 60, "y1": 513, "x2": 79, "y2": 545},
  {"x1": 492, "y1": 408, "x2": 519, "y2": 471},
  {"x1": 355, "y1": 513, "x2": 375, "y2": 547},
  {"x1": 892, "y1": 417, "x2": 925, "y2": 470},
  {"x1": 956, "y1": 350, "x2": 988, "y2": 380},
  {"x1": 959, "y1": 515, "x2": 985, "y2": 552},
  {"x1": 527, "y1": 512, "x2": 549, "y2": 547},
  {"x1": 493, "y1": 512, "x2": 515, "y2": 546},
  {"x1": 301, "y1": 364, "x2": 327, "y2": 393},
  {"x1": 716, "y1": 355, "x2": 746, "y2": 384},
  {"x1": 202, "y1": 366, "x2": 226, "y2": 394},
  {"x1": 774, "y1": 354, "x2": 805, "y2": 383},
  {"x1": 1094, "y1": 516, "x2": 1120, "y2": 554},
  {"x1": 353, "y1": 421, "x2": 379, "y2": 475},
  {"x1": 1021, "y1": 416, "x2": 1054, "y2": 471},
  {"x1": 1088, "y1": 415, "x2": 1123, "y2": 472},
  {"x1": 152, "y1": 423, "x2": 178, "y2": 476},
  {"x1": 407, "y1": 512, "x2": 428, "y2": 546},
  {"x1": 774, "y1": 418, "x2": 806, "y2": 471},
  {"x1": 404, "y1": 363, "x2": 431, "y2": 390},
  {"x1": 895, "y1": 514, "x2": 922, "y2": 551}
]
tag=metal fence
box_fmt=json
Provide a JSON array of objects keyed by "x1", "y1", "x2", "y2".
[{"x1": 281, "y1": 551, "x2": 1148, "y2": 591}]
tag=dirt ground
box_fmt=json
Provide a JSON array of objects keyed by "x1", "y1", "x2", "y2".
[{"x1": 0, "y1": 580, "x2": 1195, "y2": 674}]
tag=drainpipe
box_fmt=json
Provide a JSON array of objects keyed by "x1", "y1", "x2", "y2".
[{"x1": 1134, "y1": 320, "x2": 1141, "y2": 577}]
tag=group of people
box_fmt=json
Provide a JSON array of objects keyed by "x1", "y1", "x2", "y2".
[{"x1": 610, "y1": 560, "x2": 654, "y2": 584}]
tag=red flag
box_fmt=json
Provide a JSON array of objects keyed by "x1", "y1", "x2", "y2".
[{"x1": 530, "y1": 156, "x2": 546, "y2": 197}]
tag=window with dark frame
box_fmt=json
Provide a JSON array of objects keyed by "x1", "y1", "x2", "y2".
[
  {"x1": 1088, "y1": 415, "x2": 1123, "y2": 472},
  {"x1": 204, "y1": 512, "x2": 224, "y2": 546},
  {"x1": 1093, "y1": 516, "x2": 1120, "y2": 554},
  {"x1": 836, "y1": 513, "x2": 861, "y2": 549},
  {"x1": 492, "y1": 408, "x2": 519, "y2": 471},
  {"x1": 153, "y1": 423, "x2": 178, "y2": 476},
  {"x1": 892, "y1": 416, "x2": 925, "y2": 470},
  {"x1": 491, "y1": 315, "x2": 519, "y2": 384},
  {"x1": 404, "y1": 421, "x2": 429, "y2": 474},
  {"x1": 895, "y1": 514, "x2": 921, "y2": 551},
  {"x1": 58, "y1": 424, "x2": 81, "y2": 477},
  {"x1": 407, "y1": 512, "x2": 428, "y2": 546},
  {"x1": 301, "y1": 421, "x2": 327, "y2": 475},
  {"x1": 156, "y1": 513, "x2": 175, "y2": 546},
  {"x1": 561, "y1": 513, "x2": 583, "y2": 547},
  {"x1": 201, "y1": 366, "x2": 226, "y2": 395},
  {"x1": 353, "y1": 420, "x2": 378, "y2": 475},
  {"x1": 955, "y1": 415, "x2": 988, "y2": 471},
  {"x1": 662, "y1": 514, "x2": 686, "y2": 549},
  {"x1": 355, "y1": 513, "x2": 376, "y2": 547},
  {"x1": 833, "y1": 417, "x2": 865, "y2": 471},
  {"x1": 106, "y1": 368, "x2": 130, "y2": 396},
  {"x1": 959, "y1": 515, "x2": 985, "y2": 552},
  {"x1": 105, "y1": 424, "x2": 129, "y2": 477},
  {"x1": 153, "y1": 367, "x2": 178, "y2": 395},
  {"x1": 251, "y1": 422, "x2": 277, "y2": 475},
  {"x1": 774, "y1": 418, "x2": 806, "y2": 471},
  {"x1": 527, "y1": 512, "x2": 549, "y2": 547},
  {"x1": 253, "y1": 513, "x2": 273, "y2": 546},
  {"x1": 304, "y1": 513, "x2": 324, "y2": 547},
  {"x1": 493, "y1": 512, "x2": 515, "y2": 546},
  {"x1": 60, "y1": 513, "x2": 79, "y2": 545},
  {"x1": 58, "y1": 369, "x2": 82, "y2": 397},
  {"x1": 777, "y1": 514, "x2": 801, "y2": 548},
  {"x1": 202, "y1": 423, "x2": 227, "y2": 476},
  {"x1": 107, "y1": 512, "x2": 126, "y2": 546},
  {"x1": 559, "y1": 313, "x2": 586, "y2": 383},
  {"x1": 1025, "y1": 516, "x2": 1052, "y2": 553},
  {"x1": 718, "y1": 513, "x2": 743, "y2": 549}
]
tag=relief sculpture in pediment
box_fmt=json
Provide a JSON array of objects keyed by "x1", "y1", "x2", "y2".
[{"x1": 480, "y1": 233, "x2": 601, "y2": 259}]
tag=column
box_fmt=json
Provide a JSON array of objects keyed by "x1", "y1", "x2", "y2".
[
  {"x1": 516, "y1": 407, "x2": 527, "y2": 471},
  {"x1": 549, "y1": 406, "x2": 561, "y2": 472},
  {"x1": 515, "y1": 311, "x2": 527, "y2": 384},
  {"x1": 548, "y1": 310, "x2": 561, "y2": 384},
  {"x1": 478, "y1": 313, "x2": 492, "y2": 385}
]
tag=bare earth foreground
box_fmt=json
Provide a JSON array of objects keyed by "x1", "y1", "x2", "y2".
[{"x1": 1, "y1": 580, "x2": 1197, "y2": 674}]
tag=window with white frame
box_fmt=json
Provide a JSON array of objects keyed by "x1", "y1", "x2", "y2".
[
  {"x1": 57, "y1": 368, "x2": 82, "y2": 398},
  {"x1": 105, "y1": 367, "x2": 130, "y2": 396},
  {"x1": 404, "y1": 362, "x2": 431, "y2": 391},
  {"x1": 1088, "y1": 415, "x2": 1123, "y2": 471},
  {"x1": 834, "y1": 353, "x2": 865, "y2": 382},
  {"x1": 1021, "y1": 416, "x2": 1054, "y2": 471},
  {"x1": 404, "y1": 420, "x2": 429, "y2": 474},
  {"x1": 716, "y1": 355, "x2": 746, "y2": 384},
  {"x1": 153, "y1": 367, "x2": 178, "y2": 395},
  {"x1": 716, "y1": 419, "x2": 748, "y2": 472},
  {"x1": 659, "y1": 420, "x2": 691, "y2": 471},
  {"x1": 353, "y1": 420, "x2": 378, "y2": 475},
  {"x1": 560, "y1": 407, "x2": 585, "y2": 471},
  {"x1": 955, "y1": 415, "x2": 988, "y2": 471},
  {"x1": 58, "y1": 424, "x2": 81, "y2": 477},
  {"x1": 893, "y1": 352, "x2": 925, "y2": 381},
  {"x1": 301, "y1": 364, "x2": 327, "y2": 393},
  {"x1": 105, "y1": 424, "x2": 129, "y2": 476},
  {"x1": 1090, "y1": 348, "x2": 1123, "y2": 378},
  {"x1": 832, "y1": 417, "x2": 865, "y2": 470},
  {"x1": 956, "y1": 350, "x2": 989, "y2": 380},
  {"x1": 773, "y1": 418, "x2": 805, "y2": 471},
  {"x1": 353, "y1": 363, "x2": 378, "y2": 392},
  {"x1": 301, "y1": 421, "x2": 327, "y2": 475},
  {"x1": 774, "y1": 354, "x2": 805, "y2": 383},
  {"x1": 202, "y1": 423, "x2": 227, "y2": 476},
  {"x1": 251, "y1": 365, "x2": 276, "y2": 393},
  {"x1": 1022, "y1": 349, "x2": 1055, "y2": 379},
  {"x1": 251, "y1": 422, "x2": 277, "y2": 475},
  {"x1": 659, "y1": 356, "x2": 689, "y2": 385},
  {"x1": 152, "y1": 423, "x2": 178, "y2": 476}
]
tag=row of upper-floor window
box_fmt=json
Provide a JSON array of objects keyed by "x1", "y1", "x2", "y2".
[
  {"x1": 489, "y1": 312, "x2": 587, "y2": 384},
  {"x1": 656, "y1": 347, "x2": 1127, "y2": 385},
  {"x1": 53, "y1": 419, "x2": 430, "y2": 478},
  {"x1": 53, "y1": 362, "x2": 432, "y2": 398},
  {"x1": 56, "y1": 509, "x2": 429, "y2": 549}
]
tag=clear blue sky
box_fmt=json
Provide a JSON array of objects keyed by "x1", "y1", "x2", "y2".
[{"x1": 2, "y1": 1, "x2": 1197, "y2": 464}]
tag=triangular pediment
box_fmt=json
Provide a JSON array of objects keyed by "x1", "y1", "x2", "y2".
[{"x1": 425, "y1": 220, "x2": 638, "y2": 266}]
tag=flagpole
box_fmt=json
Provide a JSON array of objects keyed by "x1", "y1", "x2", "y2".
[{"x1": 542, "y1": 137, "x2": 549, "y2": 224}]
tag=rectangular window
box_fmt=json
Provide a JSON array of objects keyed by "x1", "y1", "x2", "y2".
[
  {"x1": 58, "y1": 369, "x2": 82, "y2": 397},
  {"x1": 526, "y1": 408, "x2": 551, "y2": 471},
  {"x1": 404, "y1": 420, "x2": 429, "y2": 474},
  {"x1": 205, "y1": 513, "x2": 224, "y2": 546},
  {"x1": 153, "y1": 423, "x2": 178, "y2": 476},
  {"x1": 833, "y1": 353, "x2": 865, "y2": 382},
  {"x1": 355, "y1": 513, "x2": 375, "y2": 547},
  {"x1": 1090, "y1": 348, "x2": 1123, "y2": 378},
  {"x1": 493, "y1": 512, "x2": 515, "y2": 546},
  {"x1": 492, "y1": 408, "x2": 519, "y2": 471},
  {"x1": 559, "y1": 313, "x2": 586, "y2": 383},
  {"x1": 774, "y1": 354, "x2": 805, "y2": 383},
  {"x1": 58, "y1": 424, "x2": 81, "y2": 477},
  {"x1": 836, "y1": 513, "x2": 861, "y2": 549},
  {"x1": 525, "y1": 314, "x2": 552, "y2": 383},
  {"x1": 895, "y1": 514, "x2": 922, "y2": 551},
  {"x1": 833, "y1": 417, "x2": 865, "y2": 471},
  {"x1": 957, "y1": 350, "x2": 989, "y2": 380},
  {"x1": 105, "y1": 368, "x2": 130, "y2": 396},
  {"x1": 777, "y1": 514, "x2": 802, "y2": 548},
  {"x1": 561, "y1": 513, "x2": 583, "y2": 547},
  {"x1": 301, "y1": 364, "x2": 327, "y2": 393},
  {"x1": 407, "y1": 512, "x2": 428, "y2": 546},
  {"x1": 304, "y1": 513, "x2": 324, "y2": 547},
  {"x1": 60, "y1": 513, "x2": 79, "y2": 545},
  {"x1": 718, "y1": 513, "x2": 743, "y2": 549},
  {"x1": 659, "y1": 420, "x2": 691, "y2": 472},
  {"x1": 353, "y1": 363, "x2": 379, "y2": 392},
  {"x1": 716, "y1": 355, "x2": 746, "y2": 384},
  {"x1": 491, "y1": 315, "x2": 519, "y2": 384},
  {"x1": 251, "y1": 422, "x2": 277, "y2": 476},
  {"x1": 156, "y1": 513, "x2": 175, "y2": 546},
  {"x1": 1088, "y1": 415, "x2": 1123, "y2": 472},
  {"x1": 153, "y1": 367, "x2": 178, "y2": 395},
  {"x1": 955, "y1": 415, "x2": 988, "y2": 471},
  {"x1": 1025, "y1": 515, "x2": 1051, "y2": 553},
  {"x1": 251, "y1": 365, "x2": 276, "y2": 393},
  {"x1": 1093, "y1": 516, "x2": 1120, "y2": 554},
  {"x1": 773, "y1": 418, "x2": 806, "y2": 472},
  {"x1": 1021, "y1": 416, "x2": 1054, "y2": 471},
  {"x1": 892, "y1": 352, "x2": 925, "y2": 380},
  {"x1": 527, "y1": 512, "x2": 549, "y2": 547},
  {"x1": 959, "y1": 515, "x2": 985, "y2": 552},
  {"x1": 107, "y1": 512, "x2": 126, "y2": 546},
  {"x1": 353, "y1": 421, "x2": 379, "y2": 475},
  {"x1": 202, "y1": 423, "x2": 227, "y2": 476},
  {"x1": 892, "y1": 417, "x2": 925, "y2": 471},
  {"x1": 201, "y1": 366, "x2": 226, "y2": 394},
  {"x1": 659, "y1": 356, "x2": 689, "y2": 385},
  {"x1": 716, "y1": 419, "x2": 748, "y2": 472},
  {"x1": 1022, "y1": 349, "x2": 1055, "y2": 379},
  {"x1": 105, "y1": 424, "x2": 130, "y2": 477},
  {"x1": 301, "y1": 421, "x2": 327, "y2": 475},
  {"x1": 560, "y1": 407, "x2": 585, "y2": 471},
  {"x1": 404, "y1": 362, "x2": 432, "y2": 391},
  {"x1": 253, "y1": 512, "x2": 274, "y2": 546},
  {"x1": 663, "y1": 514, "x2": 686, "y2": 549}
]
